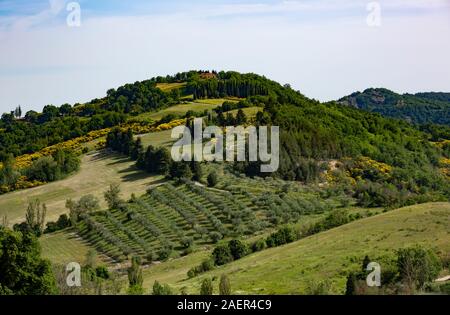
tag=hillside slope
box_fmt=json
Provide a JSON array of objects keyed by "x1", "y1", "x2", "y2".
[
  {"x1": 339, "y1": 88, "x2": 450, "y2": 125},
  {"x1": 0, "y1": 151, "x2": 163, "y2": 225},
  {"x1": 156, "y1": 202, "x2": 450, "y2": 294}
]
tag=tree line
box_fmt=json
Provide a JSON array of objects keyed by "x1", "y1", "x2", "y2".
[{"x1": 0, "y1": 149, "x2": 80, "y2": 194}]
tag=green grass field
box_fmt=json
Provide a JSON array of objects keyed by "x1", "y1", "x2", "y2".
[
  {"x1": 136, "y1": 106, "x2": 262, "y2": 149},
  {"x1": 135, "y1": 102, "x2": 221, "y2": 122},
  {"x1": 156, "y1": 82, "x2": 187, "y2": 92},
  {"x1": 138, "y1": 129, "x2": 176, "y2": 149},
  {"x1": 140, "y1": 202, "x2": 450, "y2": 294},
  {"x1": 227, "y1": 106, "x2": 261, "y2": 119},
  {"x1": 135, "y1": 98, "x2": 242, "y2": 122},
  {"x1": 0, "y1": 151, "x2": 163, "y2": 225}
]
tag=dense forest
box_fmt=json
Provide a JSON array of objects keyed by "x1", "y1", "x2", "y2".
[{"x1": 339, "y1": 88, "x2": 450, "y2": 125}]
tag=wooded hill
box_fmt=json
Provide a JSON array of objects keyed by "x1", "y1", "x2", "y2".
[
  {"x1": 339, "y1": 88, "x2": 450, "y2": 125},
  {"x1": 1, "y1": 71, "x2": 450, "y2": 207}
]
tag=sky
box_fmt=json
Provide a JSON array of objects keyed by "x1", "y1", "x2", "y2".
[{"x1": 0, "y1": 0, "x2": 449, "y2": 114}]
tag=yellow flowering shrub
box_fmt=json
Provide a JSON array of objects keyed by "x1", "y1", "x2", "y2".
[
  {"x1": 120, "y1": 118, "x2": 185, "y2": 134},
  {"x1": 431, "y1": 139, "x2": 450, "y2": 148},
  {"x1": 0, "y1": 117, "x2": 186, "y2": 194},
  {"x1": 12, "y1": 128, "x2": 111, "y2": 169},
  {"x1": 346, "y1": 156, "x2": 392, "y2": 181},
  {"x1": 440, "y1": 158, "x2": 450, "y2": 179}
]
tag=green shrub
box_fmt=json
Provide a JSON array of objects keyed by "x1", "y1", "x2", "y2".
[
  {"x1": 95, "y1": 266, "x2": 110, "y2": 280},
  {"x1": 201, "y1": 259, "x2": 215, "y2": 272},
  {"x1": 397, "y1": 246, "x2": 442, "y2": 290},
  {"x1": 207, "y1": 171, "x2": 218, "y2": 187},
  {"x1": 44, "y1": 214, "x2": 71, "y2": 234},
  {"x1": 152, "y1": 281, "x2": 173, "y2": 295},
  {"x1": 187, "y1": 258, "x2": 215, "y2": 278},
  {"x1": 266, "y1": 226, "x2": 296, "y2": 247},
  {"x1": 219, "y1": 274, "x2": 231, "y2": 295},
  {"x1": 251, "y1": 239, "x2": 267, "y2": 252},
  {"x1": 212, "y1": 244, "x2": 233, "y2": 266},
  {"x1": 209, "y1": 231, "x2": 223, "y2": 243},
  {"x1": 228, "y1": 239, "x2": 249, "y2": 260},
  {"x1": 200, "y1": 278, "x2": 213, "y2": 295}
]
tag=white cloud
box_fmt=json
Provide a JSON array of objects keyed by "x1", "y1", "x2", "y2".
[
  {"x1": 0, "y1": 0, "x2": 449, "y2": 113},
  {"x1": 0, "y1": 0, "x2": 66, "y2": 31},
  {"x1": 191, "y1": 0, "x2": 450, "y2": 18}
]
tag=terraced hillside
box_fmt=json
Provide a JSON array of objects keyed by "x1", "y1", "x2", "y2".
[
  {"x1": 71, "y1": 179, "x2": 344, "y2": 263},
  {"x1": 74, "y1": 181, "x2": 260, "y2": 262}
]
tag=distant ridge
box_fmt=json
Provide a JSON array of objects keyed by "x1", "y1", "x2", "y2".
[{"x1": 338, "y1": 88, "x2": 450, "y2": 125}]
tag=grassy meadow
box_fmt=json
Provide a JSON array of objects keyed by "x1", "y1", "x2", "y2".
[{"x1": 143, "y1": 202, "x2": 450, "y2": 294}]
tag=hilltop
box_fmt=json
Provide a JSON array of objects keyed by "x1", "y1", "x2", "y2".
[{"x1": 339, "y1": 88, "x2": 450, "y2": 125}]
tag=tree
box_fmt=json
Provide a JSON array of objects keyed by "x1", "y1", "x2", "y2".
[
  {"x1": 26, "y1": 156, "x2": 59, "y2": 182},
  {"x1": 155, "y1": 148, "x2": 173, "y2": 175},
  {"x1": 251, "y1": 239, "x2": 266, "y2": 252},
  {"x1": 1, "y1": 215, "x2": 8, "y2": 228},
  {"x1": 44, "y1": 214, "x2": 70, "y2": 233},
  {"x1": 59, "y1": 103, "x2": 72, "y2": 116},
  {"x1": 139, "y1": 146, "x2": 172, "y2": 175},
  {"x1": 212, "y1": 243, "x2": 233, "y2": 266},
  {"x1": 0, "y1": 154, "x2": 19, "y2": 187},
  {"x1": 24, "y1": 110, "x2": 39, "y2": 123},
  {"x1": 207, "y1": 171, "x2": 218, "y2": 187},
  {"x1": 95, "y1": 266, "x2": 110, "y2": 280},
  {"x1": 362, "y1": 255, "x2": 371, "y2": 271},
  {"x1": 266, "y1": 226, "x2": 296, "y2": 247},
  {"x1": 235, "y1": 109, "x2": 247, "y2": 125},
  {"x1": 225, "y1": 113, "x2": 235, "y2": 126},
  {"x1": 209, "y1": 231, "x2": 223, "y2": 243},
  {"x1": 396, "y1": 246, "x2": 441, "y2": 291},
  {"x1": 25, "y1": 199, "x2": 47, "y2": 236},
  {"x1": 85, "y1": 249, "x2": 97, "y2": 269},
  {"x1": 200, "y1": 278, "x2": 213, "y2": 295},
  {"x1": 66, "y1": 199, "x2": 77, "y2": 225},
  {"x1": 56, "y1": 214, "x2": 70, "y2": 229},
  {"x1": 180, "y1": 236, "x2": 194, "y2": 249},
  {"x1": 217, "y1": 112, "x2": 225, "y2": 126},
  {"x1": 41, "y1": 105, "x2": 59, "y2": 122},
  {"x1": 104, "y1": 183, "x2": 122, "y2": 210},
  {"x1": 66, "y1": 195, "x2": 100, "y2": 224},
  {"x1": 219, "y1": 274, "x2": 231, "y2": 295},
  {"x1": 130, "y1": 137, "x2": 143, "y2": 160},
  {"x1": 152, "y1": 281, "x2": 173, "y2": 295},
  {"x1": 14, "y1": 106, "x2": 22, "y2": 118},
  {"x1": 169, "y1": 162, "x2": 192, "y2": 180},
  {"x1": 228, "y1": 239, "x2": 249, "y2": 260},
  {"x1": 1, "y1": 112, "x2": 14, "y2": 124},
  {"x1": 191, "y1": 161, "x2": 203, "y2": 181},
  {"x1": 0, "y1": 227, "x2": 57, "y2": 294},
  {"x1": 345, "y1": 272, "x2": 357, "y2": 295},
  {"x1": 127, "y1": 256, "x2": 143, "y2": 295}
]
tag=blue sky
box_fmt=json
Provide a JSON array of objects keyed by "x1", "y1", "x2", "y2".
[{"x1": 0, "y1": 0, "x2": 449, "y2": 113}]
